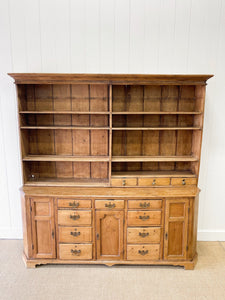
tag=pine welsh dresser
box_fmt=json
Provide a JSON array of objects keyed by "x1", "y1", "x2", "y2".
[{"x1": 9, "y1": 73, "x2": 213, "y2": 269}]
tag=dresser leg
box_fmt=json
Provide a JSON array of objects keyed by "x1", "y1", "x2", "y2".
[
  {"x1": 184, "y1": 253, "x2": 198, "y2": 270},
  {"x1": 22, "y1": 252, "x2": 37, "y2": 268}
]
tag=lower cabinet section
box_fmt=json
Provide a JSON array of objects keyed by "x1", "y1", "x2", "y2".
[
  {"x1": 59, "y1": 244, "x2": 93, "y2": 260},
  {"x1": 24, "y1": 195, "x2": 198, "y2": 268}
]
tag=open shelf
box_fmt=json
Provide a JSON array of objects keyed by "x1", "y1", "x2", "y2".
[
  {"x1": 111, "y1": 171, "x2": 196, "y2": 178},
  {"x1": 112, "y1": 127, "x2": 201, "y2": 130},
  {"x1": 21, "y1": 126, "x2": 110, "y2": 130},
  {"x1": 112, "y1": 156, "x2": 198, "y2": 162},
  {"x1": 23, "y1": 155, "x2": 109, "y2": 162},
  {"x1": 25, "y1": 178, "x2": 109, "y2": 187},
  {"x1": 20, "y1": 111, "x2": 110, "y2": 114},
  {"x1": 112, "y1": 111, "x2": 202, "y2": 115}
]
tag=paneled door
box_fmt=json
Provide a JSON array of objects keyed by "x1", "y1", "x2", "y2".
[
  {"x1": 164, "y1": 199, "x2": 189, "y2": 260},
  {"x1": 30, "y1": 197, "x2": 56, "y2": 259},
  {"x1": 96, "y1": 211, "x2": 124, "y2": 260}
]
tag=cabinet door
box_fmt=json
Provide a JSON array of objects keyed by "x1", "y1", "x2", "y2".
[
  {"x1": 96, "y1": 211, "x2": 124, "y2": 260},
  {"x1": 164, "y1": 199, "x2": 189, "y2": 260},
  {"x1": 30, "y1": 197, "x2": 56, "y2": 259}
]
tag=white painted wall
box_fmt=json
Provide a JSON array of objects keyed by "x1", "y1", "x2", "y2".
[{"x1": 0, "y1": 0, "x2": 224, "y2": 240}]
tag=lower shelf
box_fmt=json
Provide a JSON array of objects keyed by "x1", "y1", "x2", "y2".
[
  {"x1": 25, "y1": 178, "x2": 109, "y2": 187},
  {"x1": 111, "y1": 171, "x2": 196, "y2": 178}
]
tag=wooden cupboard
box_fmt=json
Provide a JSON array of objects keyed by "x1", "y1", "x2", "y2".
[{"x1": 9, "y1": 73, "x2": 213, "y2": 269}]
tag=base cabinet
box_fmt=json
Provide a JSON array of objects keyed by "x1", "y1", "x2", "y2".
[{"x1": 23, "y1": 194, "x2": 198, "y2": 269}]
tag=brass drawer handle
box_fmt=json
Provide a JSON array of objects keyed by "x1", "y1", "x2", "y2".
[
  {"x1": 138, "y1": 250, "x2": 148, "y2": 256},
  {"x1": 70, "y1": 214, "x2": 80, "y2": 220},
  {"x1": 182, "y1": 179, "x2": 186, "y2": 185},
  {"x1": 69, "y1": 201, "x2": 80, "y2": 208},
  {"x1": 139, "y1": 202, "x2": 150, "y2": 208},
  {"x1": 139, "y1": 232, "x2": 149, "y2": 238},
  {"x1": 70, "y1": 231, "x2": 81, "y2": 237},
  {"x1": 139, "y1": 215, "x2": 150, "y2": 221},
  {"x1": 122, "y1": 180, "x2": 126, "y2": 186},
  {"x1": 105, "y1": 202, "x2": 116, "y2": 209},
  {"x1": 152, "y1": 179, "x2": 156, "y2": 185},
  {"x1": 71, "y1": 249, "x2": 81, "y2": 255}
]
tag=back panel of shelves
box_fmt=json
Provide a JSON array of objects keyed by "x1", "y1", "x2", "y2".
[
  {"x1": 17, "y1": 82, "x2": 205, "y2": 186},
  {"x1": 18, "y1": 84, "x2": 110, "y2": 186}
]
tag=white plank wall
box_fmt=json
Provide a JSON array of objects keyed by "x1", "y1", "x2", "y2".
[{"x1": 0, "y1": 0, "x2": 224, "y2": 240}]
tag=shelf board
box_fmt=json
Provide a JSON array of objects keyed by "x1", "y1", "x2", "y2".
[
  {"x1": 112, "y1": 171, "x2": 196, "y2": 178},
  {"x1": 112, "y1": 156, "x2": 198, "y2": 162},
  {"x1": 25, "y1": 178, "x2": 109, "y2": 187},
  {"x1": 21, "y1": 126, "x2": 110, "y2": 130},
  {"x1": 112, "y1": 111, "x2": 202, "y2": 115},
  {"x1": 20, "y1": 111, "x2": 110, "y2": 115},
  {"x1": 23, "y1": 155, "x2": 109, "y2": 162},
  {"x1": 112, "y1": 127, "x2": 201, "y2": 130}
]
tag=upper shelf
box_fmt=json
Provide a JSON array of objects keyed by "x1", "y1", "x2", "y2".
[
  {"x1": 20, "y1": 126, "x2": 110, "y2": 130},
  {"x1": 20, "y1": 111, "x2": 110, "y2": 115},
  {"x1": 112, "y1": 156, "x2": 199, "y2": 162},
  {"x1": 112, "y1": 111, "x2": 202, "y2": 115},
  {"x1": 8, "y1": 73, "x2": 214, "y2": 85},
  {"x1": 112, "y1": 127, "x2": 201, "y2": 130}
]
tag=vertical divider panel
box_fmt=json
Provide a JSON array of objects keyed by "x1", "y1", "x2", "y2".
[{"x1": 109, "y1": 84, "x2": 112, "y2": 185}]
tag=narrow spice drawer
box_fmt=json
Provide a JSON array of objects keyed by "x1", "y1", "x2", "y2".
[
  {"x1": 127, "y1": 227, "x2": 161, "y2": 244},
  {"x1": 128, "y1": 211, "x2": 162, "y2": 226},
  {"x1": 171, "y1": 178, "x2": 197, "y2": 186},
  {"x1": 57, "y1": 199, "x2": 92, "y2": 209},
  {"x1": 138, "y1": 177, "x2": 170, "y2": 186},
  {"x1": 111, "y1": 178, "x2": 137, "y2": 187},
  {"x1": 128, "y1": 200, "x2": 162, "y2": 210},
  {"x1": 58, "y1": 210, "x2": 92, "y2": 226},
  {"x1": 59, "y1": 244, "x2": 92, "y2": 260},
  {"x1": 95, "y1": 199, "x2": 124, "y2": 209},
  {"x1": 58, "y1": 227, "x2": 92, "y2": 243},
  {"x1": 127, "y1": 244, "x2": 160, "y2": 260}
]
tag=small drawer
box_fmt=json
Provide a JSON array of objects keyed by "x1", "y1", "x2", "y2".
[
  {"x1": 58, "y1": 210, "x2": 92, "y2": 226},
  {"x1": 59, "y1": 244, "x2": 92, "y2": 260},
  {"x1": 58, "y1": 226, "x2": 92, "y2": 243},
  {"x1": 127, "y1": 227, "x2": 161, "y2": 244},
  {"x1": 138, "y1": 177, "x2": 170, "y2": 186},
  {"x1": 171, "y1": 178, "x2": 197, "y2": 186},
  {"x1": 128, "y1": 211, "x2": 162, "y2": 226},
  {"x1": 111, "y1": 178, "x2": 137, "y2": 187},
  {"x1": 127, "y1": 244, "x2": 160, "y2": 260},
  {"x1": 95, "y1": 199, "x2": 124, "y2": 209},
  {"x1": 128, "y1": 200, "x2": 162, "y2": 210},
  {"x1": 58, "y1": 199, "x2": 92, "y2": 209}
]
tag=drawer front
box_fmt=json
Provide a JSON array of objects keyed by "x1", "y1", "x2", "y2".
[
  {"x1": 128, "y1": 211, "x2": 162, "y2": 226},
  {"x1": 111, "y1": 178, "x2": 137, "y2": 187},
  {"x1": 58, "y1": 210, "x2": 92, "y2": 226},
  {"x1": 127, "y1": 227, "x2": 161, "y2": 244},
  {"x1": 95, "y1": 199, "x2": 124, "y2": 209},
  {"x1": 59, "y1": 244, "x2": 92, "y2": 260},
  {"x1": 58, "y1": 199, "x2": 92, "y2": 209},
  {"x1": 138, "y1": 177, "x2": 170, "y2": 186},
  {"x1": 128, "y1": 200, "x2": 162, "y2": 210},
  {"x1": 58, "y1": 227, "x2": 92, "y2": 243},
  {"x1": 171, "y1": 178, "x2": 197, "y2": 186},
  {"x1": 127, "y1": 244, "x2": 160, "y2": 260}
]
